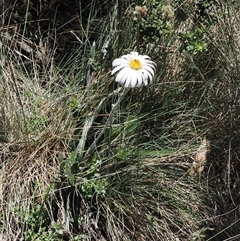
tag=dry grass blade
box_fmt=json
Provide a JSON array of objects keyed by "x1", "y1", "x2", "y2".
[{"x1": 189, "y1": 136, "x2": 210, "y2": 180}]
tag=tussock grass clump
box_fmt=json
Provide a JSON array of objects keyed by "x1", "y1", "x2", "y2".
[
  {"x1": 0, "y1": 0, "x2": 240, "y2": 240},
  {"x1": 0, "y1": 45, "x2": 75, "y2": 240}
]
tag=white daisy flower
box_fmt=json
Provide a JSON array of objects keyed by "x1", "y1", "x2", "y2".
[{"x1": 111, "y1": 51, "x2": 156, "y2": 88}]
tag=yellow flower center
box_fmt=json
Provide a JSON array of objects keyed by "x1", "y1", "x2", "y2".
[{"x1": 129, "y1": 59, "x2": 142, "y2": 70}]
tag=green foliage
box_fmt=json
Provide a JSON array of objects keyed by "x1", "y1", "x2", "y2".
[
  {"x1": 69, "y1": 97, "x2": 80, "y2": 110},
  {"x1": 80, "y1": 158, "x2": 108, "y2": 199},
  {"x1": 134, "y1": 1, "x2": 175, "y2": 43},
  {"x1": 61, "y1": 151, "x2": 107, "y2": 198},
  {"x1": 14, "y1": 205, "x2": 54, "y2": 241},
  {"x1": 26, "y1": 113, "x2": 49, "y2": 134},
  {"x1": 81, "y1": 174, "x2": 107, "y2": 199},
  {"x1": 62, "y1": 151, "x2": 78, "y2": 186},
  {"x1": 179, "y1": 27, "x2": 208, "y2": 54}
]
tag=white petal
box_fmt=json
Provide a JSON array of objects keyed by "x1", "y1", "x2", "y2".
[
  {"x1": 115, "y1": 67, "x2": 129, "y2": 84},
  {"x1": 136, "y1": 71, "x2": 143, "y2": 86},
  {"x1": 129, "y1": 71, "x2": 138, "y2": 87},
  {"x1": 112, "y1": 58, "x2": 128, "y2": 67},
  {"x1": 143, "y1": 65, "x2": 155, "y2": 77},
  {"x1": 143, "y1": 60, "x2": 156, "y2": 68},
  {"x1": 111, "y1": 63, "x2": 128, "y2": 75},
  {"x1": 124, "y1": 73, "x2": 133, "y2": 87},
  {"x1": 143, "y1": 78, "x2": 149, "y2": 86},
  {"x1": 121, "y1": 54, "x2": 132, "y2": 60},
  {"x1": 143, "y1": 70, "x2": 153, "y2": 83},
  {"x1": 142, "y1": 70, "x2": 151, "y2": 85},
  {"x1": 138, "y1": 55, "x2": 150, "y2": 61},
  {"x1": 130, "y1": 51, "x2": 139, "y2": 57}
]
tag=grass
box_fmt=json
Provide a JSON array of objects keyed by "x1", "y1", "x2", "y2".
[{"x1": 1, "y1": 0, "x2": 240, "y2": 240}]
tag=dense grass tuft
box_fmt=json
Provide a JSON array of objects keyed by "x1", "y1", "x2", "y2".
[{"x1": 1, "y1": 0, "x2": 240, "y2": 240}]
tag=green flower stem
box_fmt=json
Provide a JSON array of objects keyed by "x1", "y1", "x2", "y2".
[
  {"x1": 85, "y1": 87, "x2": 128, "y2": 158},
  {"x1": 77, "y1": 87, "x2": 127, "y2": 159}
]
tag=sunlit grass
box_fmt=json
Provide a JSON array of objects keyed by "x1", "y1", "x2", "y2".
[{"x1": 1, "y1": 1, "x2": 240, "y2": 240}]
